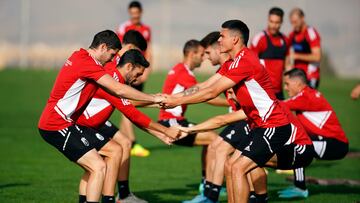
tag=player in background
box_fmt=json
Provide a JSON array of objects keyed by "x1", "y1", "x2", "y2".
[
  {"x1": 38, "y1": 30, "x2": 167, "y2": 203},
  {"x1": 287, "y1": 8, "x2": 322, "y2": 89},
  {"x1": 159, "y1": 39, "x2": 229, "y2": 194},
  {"x1": 250, "y1": 7, "x2": 288, "y2": 100},
  {"x1": 77, "y1": 49, "x2": 179, "y2": 203},
  {"x1": 116, "y1": 1, "x2": 153, "y2": 157},
  {"x1": 350, "y1": 83, "x2": 360, "y2": 100},
  {"x1": 277, "y1": 68, "x2": 349, "y2": 198}
]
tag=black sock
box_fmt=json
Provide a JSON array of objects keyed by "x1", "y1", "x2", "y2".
[
  {"x1": 248, "y1": 191, "x2": 256, "y2": 203},
  {"x1": 101, "y1": 195, "x2": 115, "y2": 203},
  {"x1": 294, "y1": 168, "x2": 307, "y2": 190},
  {"x1": 208, "y1": 183, "x2": 221, "y2": 202},
  {"x1": 118, "y1": 180, "x2": 130, "y2": 199},
  {"x1": 204, "y1": 181, "x2": 212, "y2": 197},
  {"x1": 79, "y1": 195, "x2": 86, "y2": 203},
  {"x1": 255, "y1": 193, "x2": 268, "y2": 203}
]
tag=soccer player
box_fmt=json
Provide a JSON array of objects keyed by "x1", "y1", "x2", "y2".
[
  {"x1": 162, "y1": 20, "x2": 298, "y2": 203},
  {"x1": 159, "y1": 39, "x2": 229, "y2": 193},
  {"x1": 278, "y1": 68, "x2": 349, "y2": 198},
  {"x1": 77, "y1": 49, "x2": 179, "y2": 203},
  {"x1": 182, "y1": 32, "x2": 249, "y2": 203},
  {"x1": 38, "y1": 30, "x2": 168, "y2": 203},
  {"x1": 250, "y1": 7, "x2": 288, "y2": 100},
  {"x1": 287, "y1": 8, "x2": 322, "y2": 89},
  {"x1": 116, "y1": 1, "x2": 153, "y2": 157}
]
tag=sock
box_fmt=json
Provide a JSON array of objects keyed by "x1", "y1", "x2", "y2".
[
  {"x1": 101, "y1": 195, "x2": 115, "y2": 203},
  {"x1": 255, "y1": 193, "x2": 268, "y2": 203},
  {"x1": 208, "y1": 183, "x2": 221, "y2": 202},
  {"x1": 79, "y1": 195, "x2": 86, "y2": 203},
  {"x1": 131, "y1": 141, "x2": 137, "y2": 148},
  {"x1": 118, "y1": 180, "x2": 130, "y2": 199},
  {"x1": 248, "y1": 191, "x2": 256, "y2": 203},
  {"x1": 294, "y1": 168, "x2": 307, "y2": 190},
  {"x1": 204, "y1": 181, "x2": 212, "y2": 197}
]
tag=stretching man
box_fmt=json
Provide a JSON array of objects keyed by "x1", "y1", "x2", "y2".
[{"x1": 38, "y1": 30, "x2": 166, "y2": 203}]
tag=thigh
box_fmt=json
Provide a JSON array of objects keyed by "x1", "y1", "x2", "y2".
[
  {"x1": 77, "y1": 148, "x2": 105, "y2": 171},
  {"x1": 98, "y1": 139, "x2": 122, "y2": 158}
]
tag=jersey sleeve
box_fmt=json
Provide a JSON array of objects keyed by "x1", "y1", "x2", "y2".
[
  {"x1": 97, "y1": 89, "x2": 151, "y2": 128},
  {"x1": 250, "y1": 33, "x2": 266, "y2": 55},
  {"x1": 223, "y1": 57, "x2": 252, "y2": 84},
  {"x1": 306, "y1": 27, "x2": 321, "y2": 48},
  {"x1": 80, "y1": 62, "x2": 107, "y2": 81}
]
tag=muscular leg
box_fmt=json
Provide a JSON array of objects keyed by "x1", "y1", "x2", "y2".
[
  {"x1": 77, "y1": 149, "x2": 107, "y2": 202},
  {"x1": 231, "y1": 155, "x2": 258, "y2": 203},
  {"x1": 112, "y1": 131, "x2": 132, "y2": 182},
  {"x1": 98, "y1": 140, "x2": 122, "y2": 196},
  {"x1": 224, "y1": 150, "x2": 242, "y2": 203},
  {"x1": 212, "y1": 140, "x2": 235, "y2": 185},
  {"x1": 120, "y1": 115, "x2": 136, "y2": 143}
]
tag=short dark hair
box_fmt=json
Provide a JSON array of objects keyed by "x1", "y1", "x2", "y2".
[
  {"x1": 128, "y1": 1, "x2": 142, "y2": 11},
  {"x1": 269, "y1": 7, "x2": 284, "y2": 19},
  {"x1": 123, "y1": 30, "x2": 147, "y2": 51},
  {"x1": 221, "y1": 20, "x2": 250, "y2": 46},
  {"x1": 89, "y1": 30, "x2": 122, "y2": 50},
  {"x1": 183, "y1": 39, "x2": 201, "y2": 56},
  {"x1": 284, "y1": 68, "x2": 308, "y2": 84},
  {"x1": 290, "y1": 7, "x2": 305, "y2": 17},
  {"x1": 118, "y1": 49, "x2": 149, "y2": 68},
  {"x1": 200, "y1": 32, "x2": 220, "y2": 48}
]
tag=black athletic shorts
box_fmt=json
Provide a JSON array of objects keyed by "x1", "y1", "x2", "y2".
[
  {"x1": 97, "y1": 120, "x2": 119, "y2": 139},
  {"x1": 310, "y1": 135, "x2": 348, "y2": 160},
  {"x1": 132, "y1": 83, "x2": 144, "y2": 91},
  {"x1": 39, "y1": 124, "x2": 110, "y2": 162},
  {"x1": 220, "y1": 120, "x2": 252, "y2": 149},
  {"x1": 276, "y1": 144, "x2": 314, "y2": 169},
  {"x1": 158, "y1": 119, "x2": 196, "y2": 147},
  {"x1": 241, "y1": 124, "x2": 292, "y2": 167}
]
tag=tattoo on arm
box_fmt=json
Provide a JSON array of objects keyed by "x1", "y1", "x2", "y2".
[{"x1": 183, "y1": 86, "x2": 200, "y2": 96}]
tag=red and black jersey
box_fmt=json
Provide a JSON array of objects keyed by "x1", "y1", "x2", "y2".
[
  {"x1": 250, "y1": 30, "x2": 288, "y2": 94},
  {"x1": 116, "y1": 20, "x2": 151, "y2": 43},
  {"x1": 159, "y1": 63, "x2": 197, "y2": 120},
  {"x1": 288, "y1": 26, "x2": 321, "y2": 81},
  {"x1": 38, "y1": 49, "x2": 107, "y2": 131},
  {"x1": 283, "y1": 86, "x2": 348, "y2": 143},
  {"x1": 220, "y1": 47, "x2": 289, "y2": 128},
  {"x1": 77, "y1": 64, "x2": 151, "y2": 129}
]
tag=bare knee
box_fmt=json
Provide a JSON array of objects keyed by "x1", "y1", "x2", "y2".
[
  {"x1": 224, "y1": 159, "x2": 233, "y2": 175},
  {"x1": 121, "y1": 136, "x2": 132, "y2": 153},
  {"x1": 231, "y1": 161, "x2": 247, "y2": 177},
  {"x1": 111, "y1": 143, "x2": 123, "y2": 160},
  {"x1": 88, "y1": 159, "x2": 107, "y2": 178},
  {"x1": 215, "y1": 143, "x2": 231, "y2": 159}
]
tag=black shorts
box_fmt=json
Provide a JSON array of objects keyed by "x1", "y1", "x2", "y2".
[
  {"x1": 310, "y1": 135, "x2": 349, "y2": 160},
  {"x1": 39, "y1": 125, "x2": 110, "y2": 162},
  {"x1": 241, "y1": 124, "x2": 292, "y2": 167},
  {"x1": 158, "y1": 119, "x2": 196, "y2": 147},
  {"x1": 276, "y1": 144, "x2": 314, "y2": 169},
  {"x1": 132, "y1": 83, "x2": 144, "y2": 91},
  {"x1": 220, "y1": 120, "x2": 252, "y2": 149},
  {"x1": 97, "y1": 120, "x2": 119, "y2": 139}
]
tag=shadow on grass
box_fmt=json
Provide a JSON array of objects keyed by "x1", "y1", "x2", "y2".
[
  {"x1": 0, "y1": 183, "x2": 31, "y2": 190},
  {"x1": 134, "y1": 187, "x2": 197, "y2": 203}
]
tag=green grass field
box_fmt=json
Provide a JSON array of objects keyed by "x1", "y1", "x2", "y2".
[{"x1": 0, "y1": 69, "x2": 359, "y2": 203}]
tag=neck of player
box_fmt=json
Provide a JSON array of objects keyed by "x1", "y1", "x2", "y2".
[{"x1": 230, "y1": 44, "x2": 245, "y2": 59}]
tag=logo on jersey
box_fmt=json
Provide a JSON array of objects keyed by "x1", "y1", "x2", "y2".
[
  {"x1": 113, "y1": 72, "x2": 119, "y2": 82},
  {"x1": 64, "y1": 59, "x2": 72, "y2": 67},
  {"x1": 95, "y1": 133, "x2": 105, "y2": 141},
  {"x1": 121, "y1": 98, "x2": 131, "y2": 106},
  {"x1": 81, "y1": 137, "x2": 89, "y2": 146},
  {"x1": 228, "y1": 51, "x2": 244, "y2": 70}
]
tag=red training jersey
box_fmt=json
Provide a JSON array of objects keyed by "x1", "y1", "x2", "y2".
[
  {"x1": 77, "y1": 64, "x2": 151, "y2": 129},
  {"x1": 116, "y1": 20, "x2": 151, "y2": 43},
  {"x1": 250, "y1": 30, "x2": 288, "y2": 94},
  {"x1": 288, "y1": 26, "x2": 321, "y2": 81},
  {"x1": 283, "y1": 86, "x2": 348, "y2": 143},
  {"x1": 159, "y1": 63, "x2": 197, "y2": 120},
  {"x1": 220, "y1": 47, "x2": 289, "y2": 128},
  {"x1": 38, "y1": 48, "x2": 107, "y2": 131}
]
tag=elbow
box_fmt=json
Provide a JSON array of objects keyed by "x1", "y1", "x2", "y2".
[{"x1": 214, "y1": 115, "x2": 228, "y2": 126}]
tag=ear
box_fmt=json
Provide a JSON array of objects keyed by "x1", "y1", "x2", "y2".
[
  {"x1": 99, "y1": 43, "x2": 107, "y2": 52},
  {"x1": 124, "y1": 63, "x2": 132, "y2": 71},
  {"x1": 233, "y1": 35, "x2": 240, "y2": 45}
]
